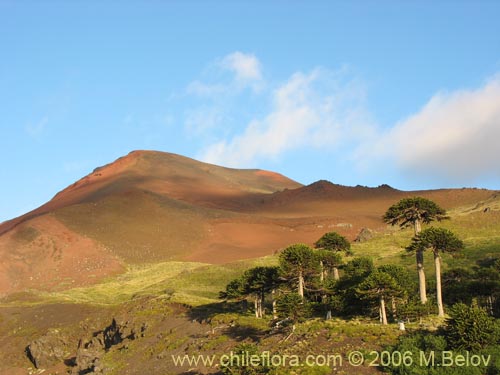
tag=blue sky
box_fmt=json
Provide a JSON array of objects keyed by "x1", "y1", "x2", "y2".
[{"x1": 1, "y1": 1, "x2": 500, "y2": 222}]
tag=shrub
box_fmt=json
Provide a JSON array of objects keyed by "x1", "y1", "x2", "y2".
[{"x1": 445, "y1": 303, "x2": 499, "y2": 351}]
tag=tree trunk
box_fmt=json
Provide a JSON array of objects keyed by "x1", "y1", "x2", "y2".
[
  {"x1": 298, "y1": 270, "x2": 304, "y2": 299},
  {"x1": 319, "y1": 261, "x2": 324, "y2": 283},
  {"x1": 391, "y1": 296, "x2": 397, "y2": 321},
  {"x1": 254, "y1": 297, "x2": 259, "y2": 318},
  {"x1": 414, "y1": 219, "x2": 422, "y2": 235},
  {"x1": 435, "y1": 252, "x2": 444, "y2": 317},
  {"x1": 417, "y1": 250, "x2": 427, "y2": 304},
  {"x1": 488, "y1": 295, "x2": 494, "y2": 316},
  {"x1": 260, "y1": 292, "x2": 265, "y2": 317},
  {"x1": 272, "y1": 289, "x2": 278, "y2": 319},
  {"x1": 333, "y1": 267, "x2": 340, "y2": 281},
  {"x1": 380, "y1": 295, "x2": 388, "y2": 325}
]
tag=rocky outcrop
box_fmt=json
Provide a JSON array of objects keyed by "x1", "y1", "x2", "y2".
[
  {"x1": 26, "y1": 330, "x2": 70, "y2": 369},
  {"x1": 354, "y1": 227, "x2": 375, "y2": 243},
  {"x1": 26, "y1": 317, "x2": 147, "y2": 374},
  {"x1": 71, "y1": 318, "x2": 147, "y2": 374}
]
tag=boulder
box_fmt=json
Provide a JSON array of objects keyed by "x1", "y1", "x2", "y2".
[
  {"x1": 71, "y1": 317, "x2": 147, "y2": 374},
  {"x1": 354, "y1": 227, "x2": 374, "y2": 243},
  {"x1": 26, "y1": 330, "x2": 69, "y2": 369}
]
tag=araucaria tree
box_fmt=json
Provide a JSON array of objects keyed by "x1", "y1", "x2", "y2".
[
  {"x1": 357, "y1": 270, "x2": 401, "y2": 325},
  {"x1": 221, "y1": 266, "x2": 281, "y2": 318},
  {"x1": 279, "y1": 244, "x2": 319, "y2": 299},
  {"x1": 314, "y1": 232, "x2": 351, "y2": 280},
  {"x1": 383, "y1": 197, "x2": 448, "y2": 304},
  {"x1": 276, "y1": 293, "x2": 312, "y2": 325},
  {"x1": 408, "y1": 227, "x2": 464, "y2": 317}
]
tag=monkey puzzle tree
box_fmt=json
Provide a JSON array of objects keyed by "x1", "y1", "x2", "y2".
[
  {"x1": 220, "y1": 277, "x2": 248, "y2": 313},
  {"x1": 357, "y1": 270, "x2": 402, "y2": 325},
  {"x1": 377, "y1": 264, "x2": 414, "y2": 320},
  {"x1": 276, "y1": 292, "x2": 312, "y2": 330},
  {"x1": 315, "y1": 232, "x2": 351, "y2": 280},
  {"x1": 221, "y1": 266, "x2": 281, "y2": 318},
  {"x1": 279, "y1": 244, "x2": 319, "y2": 300},
  {"x1": 315, "y1": 250, "x2": 343, "y2": 319},
  {"x1": 383, "y1": 197, "x2": 448, "y2": 304},
  {"x1": 408, "y1": 227, "x2": 464, "y2": 317},
  {"x1": 334, "y1": 257, "x2": 375, "y2": 316},
  {"x1": 445, "y1": 303, "x2": 498, "y2": 351},
  {"x1": 315, "y1": 250, "x2": 343, "y2": 282}
]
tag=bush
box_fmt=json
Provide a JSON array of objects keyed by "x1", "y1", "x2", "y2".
[
  {"x1": 384, "y1": 332, "x2": 445, "y2": 375},
  {"x1": 221, "y1": 343, "x2": 270, "y2": 375},
  {"x1": 445, "y1": 303, "x2": 499, "y2": 351},
  {"x1": 276, "y1": 293, "x2": 312, "y2": 323}
]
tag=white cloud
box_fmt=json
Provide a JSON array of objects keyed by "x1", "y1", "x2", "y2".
[
  {"x1": 362, "y1": 75, "x2": 500, "y2": 182},
  {"x1": 187, "y1": 52, "x2": 500, "y2": 187},
  {"x1": 185, "y1": 81, "x2": 227, "y2": 97},
  {"x1": 184, "y1": 52, "x2": 264, "y2": 99},
  {"x1": 220, "y1": 51, "x2": 262, "y2": 83},
  {"x1": 200, "y1": 68, "x2": 374, "y2": 167},
  {"x1": 184, "y1": 107, "x2": 224, "y2": 136}
]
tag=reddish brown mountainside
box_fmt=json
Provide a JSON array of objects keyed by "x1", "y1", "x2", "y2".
[{"x1": 0, "y1": 150, "x2": 495, "y2": 296}]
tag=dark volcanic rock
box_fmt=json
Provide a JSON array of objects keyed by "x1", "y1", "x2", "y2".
[
  {"x1": 354, "y1": 227, "x2": 375, "y2": 243},
  {"x1": 26, "y1": 330, "x2": 69, "y2": 369},
  {"x1": 71, "y1": 317, "x2": 147, "y2": 374}
]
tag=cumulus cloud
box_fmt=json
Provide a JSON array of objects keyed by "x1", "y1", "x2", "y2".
[
  {"x1": 200, "y1": 68, "x2": 375, "y2": 167},
  {"x1": 186, "y1": 52, "x2": 500, "y2": 187},
  {"x1": 362, "y1": 76, "x2": 500, "y2": 182},
  {"x1": 184, "y1": 52, "x2": 263, "y2": 99},
  {"x1": 185, "y1": 81, "x2": 227, "y2": 97},
  {"x1": 220, "y1": 51, "x2": 262, "y2": 82}
]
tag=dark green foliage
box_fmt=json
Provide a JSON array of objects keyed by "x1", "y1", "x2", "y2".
[
  {"x1": 275, "y1": 293, "x2": 312, "y2": 323},
  {"x1": 331, "y1": 257, "x2": 375, "y2": 315},
  {"x1": 397, "y1": 298, "x2": 437, "y2": 322},
  {"x1": 407, "y1": 227, "x2": 464, "y2": 255},
  {"x1": 442, "y1": 268, "x2": 475, "y2": 305},
  {"x1": 445, "y1": 303, "x2": 499, "y2": 351},
  {"x1": 315, "y1": 249, "x2": 343, "y2": 282},
  {"x1": 279, "y1": 244, "x2": 320, "y2": 296},
  {"x1": 378, "y1": 264, "x2": 415, "y2": 297},
  {"x1": 314, "y1": 232, "x2": 351, "y2": 254},
  {"x1": 385, "y1": 329, "x2": 500, "y2": 375},
  {"x1": 220, "y1": 266, "x2": 282, "y2": 317},
  {"x1": 342, "y1": 257, "x2": 374, "y2": 282},
  {"x1": 220, "y1": 278, "x2": 245, "y2": 300},
  {"x1": 383, "y1": 197, "x2": 448, "y2": 230},
  {"x1": 385, "y1": 332, "x2": 448, "y2": 375},
  {"x1": 443, "y1": 261, "x2": 500, "y2": 317},
  {"x1": 242, "y1": 266, "x2": 281, "y2": 296},
  {"x1": 357, "y1": 271, "x2": 401, "y2": 301},
  {"x1": 315, "y1": 250, "x2": 343, "y2": 269},
  {"x1": 356, "y1": 269, "x2": 403, "y2": 323},
  {"x1": 221, "y1": 343, "x2": 271, "y2": 375},
  {"x1": 279, "y1": 244, "x2": 318, "y2": 275}
]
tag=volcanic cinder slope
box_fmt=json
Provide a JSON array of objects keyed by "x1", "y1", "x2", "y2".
[{"x1": 0, "y1": 150, "x2": 495, "y2": 295}]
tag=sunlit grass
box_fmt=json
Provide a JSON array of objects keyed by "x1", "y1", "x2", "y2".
[
  {"x1": 352, "y1": 208, "x2": 500, "y2": 276},
  {"x1": 36, "y1": 256, "x2": 278, "y2": 306}
]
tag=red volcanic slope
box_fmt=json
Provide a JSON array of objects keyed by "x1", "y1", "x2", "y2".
[
  {"x1": 0, "y1": 150, "x2": 496, "y2": 295},
  {"x1": 0, "y1": 150, "x2": 301, "y2": 235}
]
